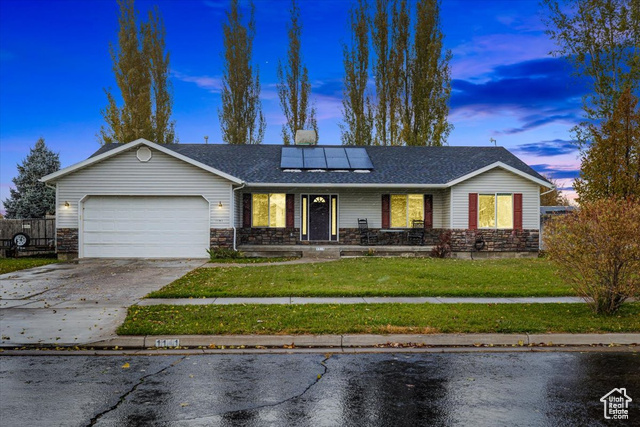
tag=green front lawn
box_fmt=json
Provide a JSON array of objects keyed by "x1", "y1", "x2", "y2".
[
  {"x1": 0, "y1": 255, "x2": 58, "y2": 274},
  {"x1": 148, "y1": 257, "x2": 572, "y2": 298},
  {"x1": 118, "y1": 303, "x2": 640, "y2": 335}
]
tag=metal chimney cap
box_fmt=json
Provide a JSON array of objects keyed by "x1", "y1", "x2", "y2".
[{"x1": 295, "y1": 130, "x2": 317, "y2": 145}]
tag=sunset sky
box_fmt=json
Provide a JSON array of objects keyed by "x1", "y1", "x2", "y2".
[{"x1": 0, "y1": 0, "x2": 587, "y2": 210}]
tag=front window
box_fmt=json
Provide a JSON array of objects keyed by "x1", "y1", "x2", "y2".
[
  {"x1": 252, "y1": 193, "x2": 286, "y2": 227},
  {"x1": 391, "y1": 194, "x2": 423, "y2": 228},
  {"x1": 478, "y1": 194, "x2": 513, "y2": 229}
]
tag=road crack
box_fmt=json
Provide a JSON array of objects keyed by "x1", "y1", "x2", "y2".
[
  {"x1": 207, "y1": 355, "x2": 332, "y2": 419},
  {"x1": 86, "y1": 356, "x2": 186, "y2": 426}
]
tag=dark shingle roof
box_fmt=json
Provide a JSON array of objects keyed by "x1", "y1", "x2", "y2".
[{"x1": 91, "y1": 143, "x2": 548, "y2": 185}]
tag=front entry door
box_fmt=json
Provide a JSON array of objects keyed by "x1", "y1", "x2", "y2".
[{"x1": 309, "y1": 195, "x2": 330, "y2": 240}]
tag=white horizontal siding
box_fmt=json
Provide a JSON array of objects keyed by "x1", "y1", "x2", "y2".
[
  {"x1": 442, "y1": 189, "x2": 451, "y2": 228},
  {"x1": 56, "y1": 147, "x2": 234, "y2": 229},
  {"x1": 451, "y1": 168, "x2": 540, "y2": 229},
  {"x1": 235, "y1": 188, "x2": 446, "y2": 230}
]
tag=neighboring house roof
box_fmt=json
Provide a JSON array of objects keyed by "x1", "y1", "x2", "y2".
[{"x1": 43, "y1": 138, "x2": 552, "y2": 188}]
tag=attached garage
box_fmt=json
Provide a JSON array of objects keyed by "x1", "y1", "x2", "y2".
[{"x1": 82, "y1": 196, "x2": 210, "y2": 258}]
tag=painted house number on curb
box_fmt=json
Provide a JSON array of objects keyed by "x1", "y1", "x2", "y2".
[{"x1": 155, "y1": 339, "x2": 180, "y2": 348}]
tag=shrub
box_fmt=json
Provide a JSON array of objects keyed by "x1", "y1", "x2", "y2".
[
  {"x1": 207, "y1": 247, "x2": 243, "y2": 260},
  {"x1": 430, "y1": 231, "x2": 452, "y2": 258},
  {"x1": 544, "y1": 198, "x2": 640, "y2": 314}
]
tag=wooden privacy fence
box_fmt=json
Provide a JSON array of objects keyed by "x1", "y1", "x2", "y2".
[{"x1": 0, "y1": 218, "x2": 56, "y2": 257}]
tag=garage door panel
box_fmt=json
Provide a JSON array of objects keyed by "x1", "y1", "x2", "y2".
[{"x1": 82, "y1": 196, "x2": 210, "y2": 258}]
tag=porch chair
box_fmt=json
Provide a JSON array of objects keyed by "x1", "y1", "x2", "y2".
[
  {"x1": 407, "y1": 219, "x2": 425, "y2": 246},
  {"x1": 358, "y1": 218, "x2": 378, "y2": 246}
]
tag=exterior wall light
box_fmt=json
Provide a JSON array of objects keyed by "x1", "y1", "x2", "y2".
[
  {"x1": 64, "y1": 201, "x2": 70, "y2": 209},
  {"x1": 218, "y1": 201, "x2": 223, "y2": 209}
]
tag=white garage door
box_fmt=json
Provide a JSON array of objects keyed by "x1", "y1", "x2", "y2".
[{"x1": 82, "y1": 196, "x2": 210, "y2": 258}]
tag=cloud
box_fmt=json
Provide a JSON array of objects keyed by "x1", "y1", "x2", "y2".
[
  {"x1": 451, "y1": 59, "x2": 585, "y2": 111},
  {"x1": 514, "y1": 139, "x2": 578, "y2": 157},
  {"x1": 172, "y1": 71, "x2": 223, "y2": 93},
  {"x1": 451, "y1": 33, "x2": 556, "y2": 79},
  {"x1": 450, "y1": 58, "x2": 588, "y2": 133},
  {"x1": 531, "y1": 164, "x2": 581, "y2": 180},
  {"x1": 502, "y1": 114, "x2": 580, "y2": 134}
]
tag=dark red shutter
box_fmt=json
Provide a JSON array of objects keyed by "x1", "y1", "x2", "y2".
[
  {"x1": 514, "y1": 193, "x2": 523, "y2": 230},
  {"x1": 286, "y1": 194, "x2": 295, "y2": 229},
  {"x1": 381, "y1": 194, "x2": 390, "y2": 229},
  {"x1": 243, "y1": 193, "x2": 252, "y2": 228},
  {"x1": 424, "y1": 195, "x2": 433, "y2": 229},
  {"x1": 468, "y1": 193, "x2": 478, "y2": 230}
]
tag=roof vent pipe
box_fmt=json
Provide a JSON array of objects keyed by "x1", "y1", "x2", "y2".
[{"x1": 295, "y1": 130, "x2": 317, "y2": 145}]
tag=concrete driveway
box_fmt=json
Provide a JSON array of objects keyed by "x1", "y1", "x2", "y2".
[{"x1": 0, "y1": 259, "x2": 206, "y2": 346}]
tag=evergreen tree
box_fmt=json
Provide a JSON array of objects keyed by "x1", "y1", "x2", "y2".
[
  {"x1": 3, "y1": 138, "x2": 60, "y2": 219},
  {"x1": 99, "y1": 0, "x2": 175, "y2": 145},
  {"x1": 277, "y1": 0, "x2": 317, "y2": 145},
  {"x1": 340, "y1": 0, "x2": 374, "y2": 146},
  {"x1": 219, "y1": 0, "x2": 265, "y2": 145}
]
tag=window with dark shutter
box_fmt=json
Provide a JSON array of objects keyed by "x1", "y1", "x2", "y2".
[
  {"x1": 514, "y1": 193, "x2": 523, "y2": 230},
  {"x1": 424, "y1": 195, "x2": 433, "y2": 229},
  {"x1": 381, "y1": 194, "x2": 390, "y2": 229},
  {"x1": 286, "y1": 194, "x2": 295, "y2": 229},
  {"x1": 242, "y1": 194, "x2": 252, "y2": 228},
  {"x1": 469, "y1": 193, "x2": 478, "y2": 230}
]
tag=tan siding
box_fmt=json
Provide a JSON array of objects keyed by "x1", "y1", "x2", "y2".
[
  {"x1": 450, "y1": 168, "x2": 540, "y2": 229},
  {"x1": 56, "y1": 147, "x2": 234, "y2": 229}
]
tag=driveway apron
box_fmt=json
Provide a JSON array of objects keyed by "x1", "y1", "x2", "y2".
[{"x1": 0, "y1": 259, "x2": 205, "y2": 346}]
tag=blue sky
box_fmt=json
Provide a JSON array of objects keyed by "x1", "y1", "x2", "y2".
[{"x1": 0, "y1": 0, "x2": 585, "y2": 210}]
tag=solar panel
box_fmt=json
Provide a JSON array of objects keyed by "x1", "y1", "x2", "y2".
[
  {"x1": 280, "y1": 146, "x2": 373, "y2": 170},
  {"x1": 280, "y1": 147, "x2": 303, "y2": 168},
  {"x1": 324, "y1": 148, "x2": 351, "y2": 169},
  {"x1": 345, "y1": 148, "x2": 373, "y2": 169},
  {"x1": 303, "y1": 148, "x2": 327, "y2": 169}
]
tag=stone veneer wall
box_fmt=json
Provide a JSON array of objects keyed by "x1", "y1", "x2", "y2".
[
  {"x1": 338, "y1": 228, "x2": 539, "y2": 251},
  {"x1": 56, "y1": 228, "x2": 78, "y2": 257},
  {"x1": 231, "y1": 227, "x2": 540, "y2": 252},
  {"x1": 210, "y1": 228, "x2": 235, "y2": 248},
  {"x1": 238, "y1": 228, "x2": 300, "y2": 245}
]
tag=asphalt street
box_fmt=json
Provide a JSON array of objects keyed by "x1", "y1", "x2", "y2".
[{"x1": 1, "y1": 351, "x2": 638, "y2": 426}]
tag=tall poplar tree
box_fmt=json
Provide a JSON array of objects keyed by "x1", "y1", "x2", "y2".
[
  {"x1": 406, "y1": 0, "x2": 452, "y2": 146},
  {"x1": 99, "y1": 0, "x2": 175, "y2": 145},
  {"x1": 341, "y1": 0, "x2": 374, "y2": 146},
  {"x1": 277, "y1": 0, "x2": 317, "y2": 145},
  {"x1": 219, "y1": 0, "x2": 265, "y2": 145},
  {"x1": 142, "y1": 7, "x2": 176, "y2": 144},
  {"x1": 371, "y1": 0, "x2": 391, "y2": 146}
]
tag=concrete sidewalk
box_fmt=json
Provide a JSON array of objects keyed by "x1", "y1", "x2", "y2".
[{"x1": 137, "y1": 296, "x2": 586, "y2": 306}]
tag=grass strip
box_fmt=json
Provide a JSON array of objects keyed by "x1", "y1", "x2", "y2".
[
  {"x1": 117, "y1": 303, "x2": 640, "y2": 335},
  {"x1": 148, "y1": 257, "x2": 572, "y2": 298},
  {"x1": 0, "y1": 256, "x2": 58, "y2": 274}
]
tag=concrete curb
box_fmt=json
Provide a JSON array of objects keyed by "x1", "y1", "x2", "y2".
[{"x1": 12, "y1": 333, "x2": 632, "y2": 350}]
